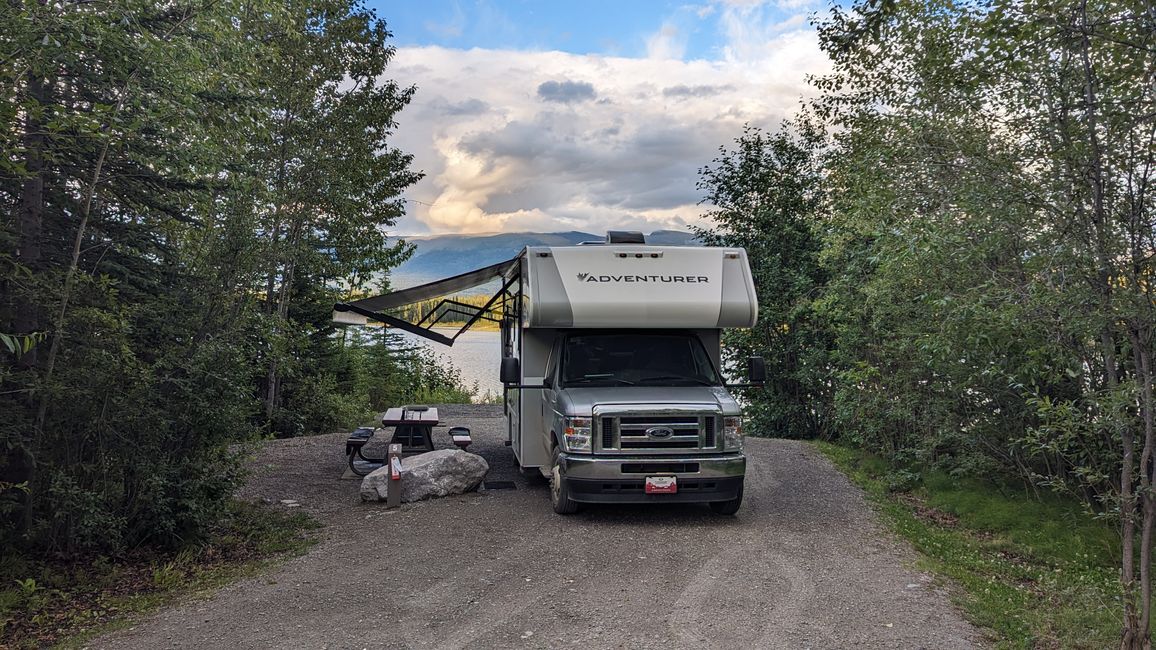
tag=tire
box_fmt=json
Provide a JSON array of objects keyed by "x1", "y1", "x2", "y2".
[
  {"x1": 550, "y1": 445, "x2": 579, "y2": 514},
  {"x1": 709, "y1": 482, "x2": 744, "y2": 515}
]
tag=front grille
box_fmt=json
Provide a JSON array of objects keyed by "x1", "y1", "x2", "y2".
[
  {"x1": 621, "y1": 440, "x2": 698, "y2": 449},
  {"x1": 619, "y1": 416, "x2": 700, "y2": 425},
  {"x1": 594, "y1": 410, "x2": 721, "y2": 454},
  {"x1": 621, "y1": 462, "x2": 700, "y2": 473}
]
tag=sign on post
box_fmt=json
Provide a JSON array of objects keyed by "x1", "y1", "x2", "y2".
[{"x1": 387, "y1": 444, "x2": 402, "y2": 508}]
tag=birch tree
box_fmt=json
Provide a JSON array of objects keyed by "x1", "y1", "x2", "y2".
[{"x1": 813, "y1": 1, "x2": 1156, "y2": 643}]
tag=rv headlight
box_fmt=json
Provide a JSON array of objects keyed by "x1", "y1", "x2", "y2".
[
  {"x1": 563, "y1": 416, "x2": 592, "y2": 453},
  {"x1": 724, "y1": 416, "x2": 744, "y2": 450}
]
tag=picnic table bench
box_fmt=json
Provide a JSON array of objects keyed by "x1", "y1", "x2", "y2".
[{"x1": 344, "y1": 405, "x2": 472, "y2": 477}]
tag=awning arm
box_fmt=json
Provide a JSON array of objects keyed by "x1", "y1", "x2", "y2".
[
  {"x1": 416, "y1": 299, "x2": 501, "y2": 328},
  {"x1": 332, "y1": 303, "x2": 455, "y2": 346},
  {"x1": 450, "y1": 273, "x2": 519, "y2": 343},
  {"x1": 341, "y1": 256, "x2": 519, "y2": 313},
  {"x1": 332, "y1": 254, "x2": 522, "y2": 347}
]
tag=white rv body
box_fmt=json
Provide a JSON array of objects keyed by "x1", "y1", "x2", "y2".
[
  {"x1": 521, "y1": 245, "x2": 757, "y2": 329},
  {"x1": 506, "y1": 245, "x2": 757, "y2": 480}
]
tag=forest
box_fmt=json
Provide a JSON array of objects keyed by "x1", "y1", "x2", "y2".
[
  {"x1": 2, "y1": 0, "x2": 1154, "y2": 646},
  {"x1": 704, "y1": 1, "x2": 1156, "y2": 645},
  {"x1": 0, "y1": 0, "x2": 472, "y2": 560}
]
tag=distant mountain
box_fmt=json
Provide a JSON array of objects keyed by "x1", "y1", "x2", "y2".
[
  {"x1": 645, "y1": 229, "x2": 702, "y2": 245},
  {"x1": 389, "y1": 230, "x2": 699, "y2": 289}
]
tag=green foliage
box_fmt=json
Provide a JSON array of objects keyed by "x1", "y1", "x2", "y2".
[
  {"x1": 696, "y1": 123, "x2": 833, "y2": 439},
  {"x1": 251, "y1": 0, "x2": 422, "y2": 431},
  {"x1": 701, "y1": 0, "x2": 1155, "y2": 640},
  {"x1": 474, "y1": 388, "x2": 504, "y2": 405},
  {"x1": 0, "y1": 332, "x2": 42, "y2": 357},
  {"x1": 808, "y1": 0, "x2": 1156, "y2": 493},
  {"x1": 0, "y1": 501, "x2": 320, "y2": 647},
  {"x1": 0, "y1": 0, "x2": 440, "y2": 560},
  {"x1": 339, "y1": 330, "x2": 475, "y2": 415},
  {"x1": 818, "y1": 442, "x2": 1122, "y2": 648}
]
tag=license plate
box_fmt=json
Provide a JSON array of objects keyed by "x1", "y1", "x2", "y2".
[{"x1": 645, "y1": 476, "x2": 677, "y2": 494}]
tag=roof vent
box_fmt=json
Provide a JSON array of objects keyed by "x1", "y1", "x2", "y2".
[{"x1": 606, "y1": 231, "x2": 645, "y2": 244}]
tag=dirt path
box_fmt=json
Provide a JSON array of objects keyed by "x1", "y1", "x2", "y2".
[{"x1": 93, "y1": 405, "x2": 983, "y2": 649}]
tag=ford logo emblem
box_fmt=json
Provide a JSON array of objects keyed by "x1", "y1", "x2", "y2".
[{"x1": 646, "y1": 426, "x2": 674, "y2": 439}]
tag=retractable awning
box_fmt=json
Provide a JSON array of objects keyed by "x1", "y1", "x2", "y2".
[{"x1": 332, "y1": 255, "x2": 520, "y2": 346}]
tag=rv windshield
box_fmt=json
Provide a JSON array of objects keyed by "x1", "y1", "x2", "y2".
[{"x1": 560, "y1": 332, "x2": 722, "y2": 388}]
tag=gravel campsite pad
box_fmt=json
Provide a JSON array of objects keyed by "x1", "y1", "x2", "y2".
[{"x1": 94, "y1": 404, "x2": 982, "y2": 649}]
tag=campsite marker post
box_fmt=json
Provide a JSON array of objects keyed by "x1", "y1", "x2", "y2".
[{"x1": 387, "y1": 443, "x2": 402, "y2": 508}]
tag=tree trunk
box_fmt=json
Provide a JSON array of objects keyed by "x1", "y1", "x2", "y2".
[
  {"x1": 261, "y1": 90, "x2": 298, "y2": 418},
  {"x1": 1113, "y1": 329, "x2": 1139, "y2": 649},
  {"x1": 264, "y1": 215, "x2": 304, "y2": 419},
  {"x1": 262, "y1": 211, "x2": 283, "y2": 419},
  {"x1": 13, "y1": 73, "x2": 47, "y2": 362},
  {"x1": 1131, "y1": 328, "x2": 1156, "y2": 648},
  {"x1": 4, "y1": 68, "x2": 49, "y2": 536},
  {"x1": 1070, "y1": 4, "x2": 1144, "y2": 645}
]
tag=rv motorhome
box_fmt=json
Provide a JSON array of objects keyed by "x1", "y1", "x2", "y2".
[{"x1": 334, "y1": 231, "x2": 763, "y2": 514}]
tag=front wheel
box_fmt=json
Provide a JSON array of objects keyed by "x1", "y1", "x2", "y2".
[
  {"x1": 550, "y1": 445, "x2": 579, "y2": 515},
  {"x1": 709, "y1": 483, "x2": 743, "y2": 515}
]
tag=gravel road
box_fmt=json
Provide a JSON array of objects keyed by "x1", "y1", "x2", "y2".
[{"x1": 94, "y1": 404, "x2": 983, "y2": 649}]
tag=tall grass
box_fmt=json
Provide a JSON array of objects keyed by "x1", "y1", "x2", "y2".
[{"x1": 817, "y1": 442, "x2": 1125, "y2": 649}]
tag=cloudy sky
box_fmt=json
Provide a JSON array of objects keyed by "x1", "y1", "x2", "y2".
[{"x1": 366, "y1": 0, "x2": 833, "y2": 235}]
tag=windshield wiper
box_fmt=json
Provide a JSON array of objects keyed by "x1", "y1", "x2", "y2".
[
  {"x1": 638, "y1": 375, "x2": 716, "y2": 386},
  {"x1": 568, "y1": 374, "x2": 635, "y2": 386}
]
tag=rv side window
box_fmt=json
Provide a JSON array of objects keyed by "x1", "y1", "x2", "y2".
[{"x1": 560, "y1": 331, "x2": 721, "y2": 388}]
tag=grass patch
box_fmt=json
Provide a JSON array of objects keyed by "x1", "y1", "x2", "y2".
[
  {"x1": 0, "y1": 500, "x2": 321, "y2": 649},
  {"x1": 814, "y1": 441, "x2": 1124, "y2": 649}
]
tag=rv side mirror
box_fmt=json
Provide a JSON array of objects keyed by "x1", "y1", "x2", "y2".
[
  {"x1": 542, "y1": 375, "x2": 553, "y2": 389},
  {"x1": 748, "y1": 356, "x2": 767, "y2": 384},
  {"x1": 500, "y1": 357, "x2": 520, "y2": 385}
]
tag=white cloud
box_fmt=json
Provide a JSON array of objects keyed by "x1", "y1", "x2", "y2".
[
  {"x1": 645, "y1": 22, "x2": 687, "y2": 60},
  {"x1": 718, "y1": 3, "x2": 815, "y2": 67},
  {"x1": 775, "y1": 0, "x2": 819, "y2": 10},
  {"x1": 388, "y1": 24, "x2": 829, "y2": 235}
]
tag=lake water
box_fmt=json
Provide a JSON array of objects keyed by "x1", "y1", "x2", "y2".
[{"x1": 398, "y1": 328, "x2": 503, "y2": 401}]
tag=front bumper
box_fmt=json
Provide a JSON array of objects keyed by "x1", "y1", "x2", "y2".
[{"x1": 559, "y1": 452, "x2": 746, "y2": 504}]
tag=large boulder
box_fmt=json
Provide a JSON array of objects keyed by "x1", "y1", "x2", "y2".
[{"x1": 360, "y1": 449, "x2": 489, "y2": 503}]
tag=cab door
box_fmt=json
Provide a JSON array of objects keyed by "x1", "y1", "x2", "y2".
[
  {"x1": 541, "y1": 339, "x2": 559, "y2": 441},
  {"x1": 502, "y1": 315, "x2": 521, "y2": 463}
]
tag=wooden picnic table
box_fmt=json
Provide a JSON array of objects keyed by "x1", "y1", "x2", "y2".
[
  {"x1": 382, "y1": 406, "x2": 439, "y2": 453},
  {"x1": 344, "y1": 406, "x2": 472, "y2": 477},
  {"x1": 380, "y1": 406, "x2": 439, "y2": 427}
]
